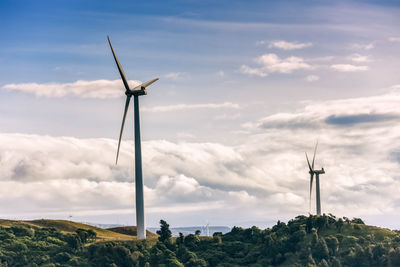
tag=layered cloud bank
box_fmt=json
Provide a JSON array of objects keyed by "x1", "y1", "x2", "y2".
[
  {"x1": 1, "y1": 80, "x2": 141, "y2": 99},
  {"x1": 1, "y1": 87, "x2": 400, "y2": 227},
  {"x1": 141, "y1": 102, "x2": 240, "y2": 112},
  {"x1": 239, "y1": 38, "x2": 384, "y2": 79}
]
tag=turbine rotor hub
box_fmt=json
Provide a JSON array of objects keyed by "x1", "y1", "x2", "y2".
[{"x1": 126, "y1": 89, "x2": 147, "y2": 96}]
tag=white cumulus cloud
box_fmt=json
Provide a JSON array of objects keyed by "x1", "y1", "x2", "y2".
[
  {"x1": 330, "y1": 64, "x2": 368, "y2": 72},
  {"x1": 348, "y1": 54, "x2": 371, "y2": 63},
  {"x1": 388, "y1": 37, "x2": 400, "y2": 42},
  {"x1": 350, "y1": 42, "x2": 374, "y2": 50},
  {"x1": 305, "y1": 75, "x2": 320, "y2": 82},
  {"x1": 239, "y1": 65, "x2": 268, "y2": 77},
  {"x1": 257, "y1": 54, "x2": 313, "y2": 73},
  {"x1": 268, "y1": 40, "x2": 313, "y2": 50},
  {"x1": 241, "y1": 54, "x2": 313, "y2": 77},
  {"x1": 164, "y1": 72, "x2": 185, "y2": 80},
  {"x1": 217, "y1": 70, "x2": 225, "y2": 77}
]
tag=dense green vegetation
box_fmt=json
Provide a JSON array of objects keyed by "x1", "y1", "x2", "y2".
[
  {"x1": 1, "y1": 215, "x2": 400, "y2": 266},
  {"x1": 0, "y1": 225, "x2": 93, "y2": 266}
]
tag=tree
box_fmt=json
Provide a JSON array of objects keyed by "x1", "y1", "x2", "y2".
[
  {"x1": 313, "y1": 238, "x2": 329, "y2": 261},
  {"x1": 176, "y1": 232, "x2": 184, "y2": 246},
  {"x1": 54, "y1": 252, "x2": 72, "y2": 263},
  {"x1": 351, "y1": 218, "x2": 365, "y2": 224},
  {"x1": 306, "y1": 216, "x2": 314, "y2": 233},
  {"x1": 318, "y1": 259, "x2": 329, "y2": 267},
  {"x1": 213, "y1": 233, "x2": 222, "y2": 244},
  {"x1": 307, "y1": 254, "x2": 316, "y2": 267},
  {"x1": 335, "y1": 218, "x2": 344, "y2": 232},
  {"x1": 184, "y1": 234, "x2": 200, "y2": 250},
  {"x1": 325, "y1": 235, "x2": 339, "y2": 256},
  {"x1": 315, "y1": 216, "x2": 328, "y2": 231},
  {"x1": 76, "y1": 229, "x2": 89, "y2": 244},
  {"x1": 10, "y1": 226, "x2": 34, "y2": 237},
  {"x1": 330, "y1": 256, "x2": 342, "y2": 267},
  {"x1": 180, "y1": 250, "x2": 206, "y2": 267},
  {"x1": 288, "y1": 229, "x2": 306, "y2": 251},
  {"x1": 272, "y1": 221, "x2": 289, "y2": 236},
  {"x1": 311, "y1": 228, "x2": 319, "y2": 248},
  {"x1": 345, "y1": 244, "x2": 370, "y2": 266},
  {"x1": 389, "y1": 247, "x2": 400, "y2": 266},
  {"x1": 157, "y1": 220, "x2": 172, "y2": 244},
  {"x1": 372, "y1": 244, "x2": 385, "y2": 262},
  {"x1": 87, "y1": 229, "x2": 96, "y2": 241},
  {"x1": 167, "y1": 258, "x2": 184, "y2": 267},
  {"x1": 66, "y1": 233, "x2": 82, "y2": 250},
  {"x1": 150, "y1": 242, "x2": 178, "y2": 265}
]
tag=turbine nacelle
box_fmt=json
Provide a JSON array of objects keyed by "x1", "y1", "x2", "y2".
[
  {"x1": 126, "y1": 88, "x2": 147, "y2": 96},
  {"x1": 125, "y1": 78, "x2": 159, "y2": 97}
]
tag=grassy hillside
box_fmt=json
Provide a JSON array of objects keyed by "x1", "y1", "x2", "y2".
[
  {"x1": 0, "y1": 219, "x2": 140, "y2": 241},
  {"x1": 107, "y1": 226, "x2": 158, "y2": 238}
]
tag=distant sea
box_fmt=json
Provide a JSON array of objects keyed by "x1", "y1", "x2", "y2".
[
  {"x1": 87, "y1": 222, "x2": 231, "y2": 236},
  {"x1": 147, "y1": 226, "x2": 231, "y2": 237}
]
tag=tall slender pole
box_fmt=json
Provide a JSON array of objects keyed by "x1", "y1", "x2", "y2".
[
  {"x1": 133, "y1": 95, "x2": 146, "y2": 239},
  {"x1": 309, "y1": 173, "x2": 313, "y2": 214},
  {"x1": 316, "y1": 174, "x2": 321, "y2": 215}
]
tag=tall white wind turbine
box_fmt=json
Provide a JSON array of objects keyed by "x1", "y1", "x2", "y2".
[
  {"x1": 108, "y1": 36, "x2": 158, "y2": 239},
  {"x1": 306, "y1": 142, "x2": 325, "y2": 216}
]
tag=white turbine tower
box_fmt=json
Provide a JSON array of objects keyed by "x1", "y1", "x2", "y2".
[{"x1": 108, "y1": 36, "x2": 158, "y2": 239}]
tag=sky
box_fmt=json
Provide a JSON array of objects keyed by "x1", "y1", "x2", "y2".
[{"x1": 1, "y1": 0, "x2": 400, "y2": 229}]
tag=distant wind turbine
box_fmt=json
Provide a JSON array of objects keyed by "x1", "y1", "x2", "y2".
[
  {"x1": 306, "y1": 141, "x2": 325, "y2": 216},
  {"x1": 200, "y1": 223, "x2": 210, "y2": 237},
  {"x1": 107, "y1": 36, "x2": 158, "y2": 239}
]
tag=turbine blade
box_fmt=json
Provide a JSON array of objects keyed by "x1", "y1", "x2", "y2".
[
  {"x1": 116, "y1": 95, "x2": 132, "y2": 164},
  {"x1": 132, "y1": 78, "x2": 159, "y2": 90},
  {"x1": 141, "y1": 77, "x2": 159, "y2": 88},
  {"x1": 312, "y1": 140, "x2": 318, "y2": 169},
  {"x1": 107, "y1": 36, "x2": 131, "y2": 92},
  {"x1": 305, "y1": 152, "x2": 313, "y2": 172}
]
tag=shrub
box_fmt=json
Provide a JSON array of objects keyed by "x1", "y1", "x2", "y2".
[
  {"x1": 351, "y1": 218, "x2": 365, "y2": 224},
  {"x1": 10, "y1": 226, "x2": 34, "y2": 237}
]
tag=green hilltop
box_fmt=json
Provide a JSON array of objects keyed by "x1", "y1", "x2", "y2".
[
  {"x1": 0, "y1": 219, "x2": 156, "y2": 241},
  {"x1": 0, "y1": 215, "x2": 400, "y2": 266}
]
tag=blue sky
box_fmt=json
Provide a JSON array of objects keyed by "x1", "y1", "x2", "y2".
[{"x1": 1, "y1": 0, "x2": 400, "y2": 229}]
